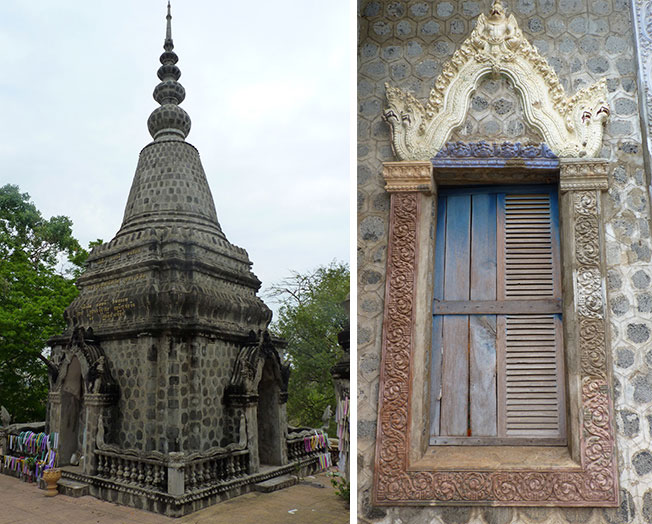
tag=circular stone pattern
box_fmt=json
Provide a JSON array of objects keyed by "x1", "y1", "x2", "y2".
[
  {"x1": 147, "y1": 104, "x2": 191, "y2": 139},
  {"x1": 153, "y1": 80, "x2": 186, "y2": 105},
  {"x1": 159, "y1": 51, "x2": 178, "y2": 65}
]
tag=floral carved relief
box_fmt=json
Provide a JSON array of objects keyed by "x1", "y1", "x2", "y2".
[
  {"x1": 576, "y1": 268, "x2": 604, "y2": 319},
  {"x1": 575, "y1": 216, "x2": 601, "y2": 266},
  {"x1": 580, "y1": 320, "x2": 607, "y2": 379},
  {"x1": 376, "y1": 191, "x2": 417, "y2": 499}
]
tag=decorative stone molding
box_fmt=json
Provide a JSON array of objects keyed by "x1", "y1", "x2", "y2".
[
  {"x1": 48, "y1": 392, "x2": 61, "y2": 403},
  {"x1": 382, "y1": 161, "x2": 433, "y2": 193},
  {"x1": 560, "y1": 159, "x2": 610, "y2": 192},
  {"x1": 433, "y1": 141, "x2": 559, "y2": 171},
  {"x1": 383, "y1": 1, "x2": 610, "y2": 161},
  {"x1": 84, "y1": 393, "x2": 118, "y2": 407},
  {"x1": 436, "y1": 141, "x2": 557, "y2": 159},
  {"x1": 631, "y1": 0, "x2": 652, "y2": 173},
  {"x1": 374, "y1": 158, "x2": 617, "y2": 506}
]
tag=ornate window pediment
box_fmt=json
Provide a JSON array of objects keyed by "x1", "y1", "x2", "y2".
[{"x1": 382, "y1": 0, "x2": 610, "y2": 161}]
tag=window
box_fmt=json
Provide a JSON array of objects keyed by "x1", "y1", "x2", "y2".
[
  {"x1": 430, "y1": 185, "x2": 566, "y2": 445},
  {"x1": 374, "y1": 157, "x2": 617, "y2": 507}
]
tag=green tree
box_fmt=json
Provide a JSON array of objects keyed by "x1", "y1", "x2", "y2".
[
  {"x1": 268, "y1": 261, "x2": 349, "y2": 429},
  {"x1": 0, "y1": 184, "x2": 91, "y2": 423}
]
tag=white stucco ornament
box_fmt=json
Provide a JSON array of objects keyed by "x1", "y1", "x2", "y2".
[{"x1": 384, "y1": 0, "x2": 610, "y2": 161}]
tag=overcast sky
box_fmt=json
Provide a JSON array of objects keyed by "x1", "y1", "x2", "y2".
[{"x1": 1, "y1": 1, "x2": 350, "y2": 314}]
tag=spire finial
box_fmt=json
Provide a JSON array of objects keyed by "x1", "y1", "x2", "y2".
[
  {"x1": 165, "y1": 1, "x2": 173, "y2": 52},
  {"x1": 147, "y1": 2, "x2": 191, "y2": 141}
]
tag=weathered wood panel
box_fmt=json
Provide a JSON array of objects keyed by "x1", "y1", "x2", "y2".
[
  {"x1": 469, "y1": 193, "x2": 497, "y2": 436},
  {"x1": 434, "y1": 298, "x2": 561, "y2": 315},
  {"x1": 440, "y1": 195, "x2": 470, "y2": 436},
  {"x1": 429, "y1": 197, "x2": 447, "y2": 436},
  {"x1": 469, "y1": 315, "x2": 497, "y2": 436}
]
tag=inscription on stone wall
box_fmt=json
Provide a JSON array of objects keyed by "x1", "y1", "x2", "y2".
[
  {"x1": 76, "y1": 297, "x2": 137, "y2": 322},
  {"x1": 91, "y1": 248, "x2": 143, "y2": 268},
  {"x1": 84, "y1": 273, "x2": 147, "y2": 292}
]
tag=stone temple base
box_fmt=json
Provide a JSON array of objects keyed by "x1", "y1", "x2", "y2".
[{"x1": 61, "y1": 457, "x2": 325, "y2": 518}]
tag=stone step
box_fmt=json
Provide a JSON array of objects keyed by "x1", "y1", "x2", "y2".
[
  {"x1": 57, "y1": 478, "x2": 89, "y2": 497},
  {"x1": 253, "y1": 474, "x2": 297, "y2": 493}
]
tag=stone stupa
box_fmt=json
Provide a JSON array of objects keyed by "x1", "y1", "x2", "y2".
[{"x1": 45, "y1": 3, "x2": 327, "y2": 515}]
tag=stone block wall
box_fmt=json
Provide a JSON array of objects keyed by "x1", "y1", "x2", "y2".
[{"x1": 358, "y1": 1, "x2": 652, "y2": 522}]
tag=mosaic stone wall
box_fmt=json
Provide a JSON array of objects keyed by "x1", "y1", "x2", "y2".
[
  {"x1": 449, "y1": 76, "x2": 544, "y2": 143},
  {"x1": 101, "y1": 336, "x2": 240, "y2": 452},
  {"x1": 358, "y1": 1, "x2": 652, "y2": 522}
]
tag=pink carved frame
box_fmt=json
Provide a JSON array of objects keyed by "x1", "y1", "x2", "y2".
[{"x1": 373, "y1": 159, "x2": 619, "y2": 507}]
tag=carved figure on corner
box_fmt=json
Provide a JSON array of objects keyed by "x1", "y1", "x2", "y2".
[{"x1": 86, "y1": 356, "x2": 106, "y2": 394}]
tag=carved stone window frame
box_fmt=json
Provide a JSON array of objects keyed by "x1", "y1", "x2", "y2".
[{"x1": 373, "y1": 152, "x2": 618, "y2": 506}]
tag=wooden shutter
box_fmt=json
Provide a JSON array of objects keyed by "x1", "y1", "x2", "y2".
[
  {"x1": 431, "y1": 186, "x2": 565, "y2": 445},
  {"x1": 497, "y1": 193, "x2": 565, "y2": 439}
]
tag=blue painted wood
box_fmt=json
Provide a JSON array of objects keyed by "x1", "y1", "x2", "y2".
[
  {"x1": 440, "y1": 195, "x2": 470, "y2": 436},
  {"x1": 430, "y1": 197, "x2": 447, "y2": 436},
  {"x1": 444, "y1": 195, "x2": 470, "y2": 301},
  {"x1": 471, "y1": 193, "x2": 497, "y2": 301},
  {"x1": 470, "y1": 193, "x2": 497, "y2": 436},
  {"x1": 470, "y1": 315, "x2": 497, "y2": 436}
]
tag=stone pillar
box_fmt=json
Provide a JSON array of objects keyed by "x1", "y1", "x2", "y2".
[
  {"x1": 167, "y1": 451, "x2": 186, "y2": 496},
  {"x1": 380, "y1": 161, "x2": 435, "y2": 460},
  {"x1": 47, "y1": 392, "x2": 62, "y2": 439},
  {"x1": 244, "y1": 403, "x2": 259, "y2": 473},
  {"x1": 0, "y1": 427, "x2": 7, "y2": 457},
  {"x1": 278, "y1": 401, "x2": 289, "y2": 465},
  {"x1": 82, "y1": 393, "x2": 115, "y2": 475}
]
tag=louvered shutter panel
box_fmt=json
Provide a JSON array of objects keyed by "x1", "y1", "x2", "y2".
[
  {"x1": 431, "y1": 186, "x2": 565, "y2": 444},
  {"x1": 497, "y1": 193, "x2": 565, "y2": 439}
]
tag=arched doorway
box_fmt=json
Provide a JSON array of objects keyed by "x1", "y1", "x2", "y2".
[
  {"x1": 257, "y1": 358, "x2": 282, "y2": 466},
  {"x1": 59, "y1": 356, "x2": 83, "y2": 465}
]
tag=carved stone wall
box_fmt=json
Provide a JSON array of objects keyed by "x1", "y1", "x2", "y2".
[{"x1": 359, "y1": 1, "x2": 652, "y2": 522}]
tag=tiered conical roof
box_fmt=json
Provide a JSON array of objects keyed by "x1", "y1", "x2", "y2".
[
  {"x1": 117, "y1": 1, "x2": 224, "y2": 240},
  {"x1": 64, "y1": 3, "x2": 272, "y2": 336}
]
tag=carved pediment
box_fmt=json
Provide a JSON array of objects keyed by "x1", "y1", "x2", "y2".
[
  {"x1": 224, "y1": 330, "x2": 289, "y2": 406},
  {"x1": 384, "y1": 0, "x2": 610, "y2": 161},
  {"x1": 54, "y1": 327, "x2": 117, "y2": 397}
]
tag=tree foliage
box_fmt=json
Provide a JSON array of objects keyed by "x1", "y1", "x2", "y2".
[
  {"x1": 0, "y1": 184, "x2": 90, "y2": 423},
  {"x1": 268, "y1": 261, "x2": 349, "y2": 429}
]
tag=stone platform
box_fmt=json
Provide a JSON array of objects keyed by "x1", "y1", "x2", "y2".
[
  {"x1": 0, "y1": 469, "x2": 348, "y2": 524},
  {"x1": 57, "y1": 458, "x2": 325, "y2": 517}
]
